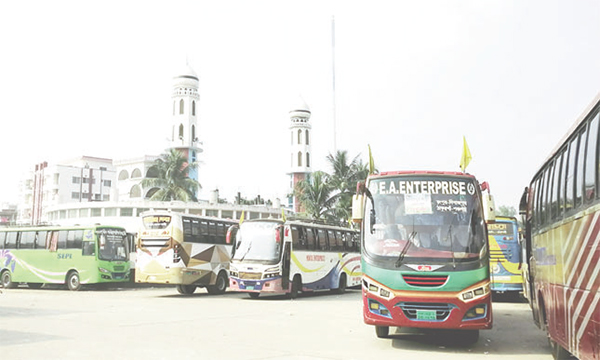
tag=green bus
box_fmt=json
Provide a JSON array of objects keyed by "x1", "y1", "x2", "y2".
[{"x1": 0, "y1": 225, "x2": 130, "y2": 291}]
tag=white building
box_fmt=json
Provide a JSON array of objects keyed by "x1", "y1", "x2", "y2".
[{"x1": 15, "y1": 64, "x2": 290, "y2": 232}]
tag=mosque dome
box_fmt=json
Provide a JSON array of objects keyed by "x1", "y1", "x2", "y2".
[
  {"x1": 289, "y1": 96, "x2": 311, "y2": 123},
  {"x1": 173, "y1": 63, "x2": 199, "y2": 89}
]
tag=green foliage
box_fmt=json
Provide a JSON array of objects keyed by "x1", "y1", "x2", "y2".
[
  {"x1": 497, "y1": 205, "x2": 517, "y2": 217},
  {"x1": 294, "y1": 150, "x2": 369, "y2": 226},
  {"x1": 140, "y1": 149, "x2": 201, "y2": 202}
]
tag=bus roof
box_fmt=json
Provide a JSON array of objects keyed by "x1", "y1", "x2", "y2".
[{"x1": 373, "y1": 170, "x2": 476, "y2": 179}]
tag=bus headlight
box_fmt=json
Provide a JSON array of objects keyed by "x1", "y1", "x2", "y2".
[
  {"x1": 263, "y1": 272, "x2": 281, "y2": 279},
  {"x1": 363, "y1": 278, "x2": 393, "y2": 300},
  {"x1": 459, "y1": 283, "x2": 490, "y2": 302},
  {"x1": 98, "y1": 267, "x2": 110, "y2": 274}
]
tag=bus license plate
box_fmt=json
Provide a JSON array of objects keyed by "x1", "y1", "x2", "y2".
[
  {"x1": 246, "y1": 286, "x2": 254, "y2": 290},
  {"x1": 416, "y1": 310, "x2": 437, "y2": 320}
]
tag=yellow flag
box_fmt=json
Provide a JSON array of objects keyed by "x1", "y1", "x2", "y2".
[
  {"x1": 460, "y1": 136, "x2": 472, "y2": 172},
  {"x1": 368, "y1": 144, "x2": 375, "y2": 175},
  {"x1": 239, "y1": 211, "x2": 245, "y2": 225},
  {"x1": 281, "y1": 208, "x2": 287, "y2": 222}
]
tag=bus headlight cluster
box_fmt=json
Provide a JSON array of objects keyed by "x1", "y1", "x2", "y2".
[
  {"x1": 98, "y1": 267, "x2": 110, "y2": 274},
  {"x1": 463, "y1": 304, "x2": 487, "y2": 320},
  {"x1": 263, "y1": 272, "x2": 280, "y2": 279},
  {"x1": 363, "y1": 278, "x2": 393, "y2": 300},
  {"x1": 230, "y1": 271, "x2": 238, "y2": 278},
  {"x1": 460, "y1": 284, "x2": 489, "y2": 302}
]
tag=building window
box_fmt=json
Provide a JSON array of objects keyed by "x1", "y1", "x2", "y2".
[
  {"x1": 179, "y1": 99, "x2": 184, "y2": 114},
  {"x1": 131, "y1": 168, "x2": 142, "y2": 178},
  {"x1": 191, "y1": 125, "x2": 196, "y2": 142},
  {"x1": 91, "y1": 208, "x2": 101, "y2": 217},
  {"x1": 192, "y1": 101, "x2": 196, "y2": 116},
  {"x1": 130, "y1": 185, "x2": 142, "y2": 198},
  {"x1": 102, "y1": 194, "x2": 110, "y2": 201},
  {"x1": 179, "y1": 124, "x2": 184, "y2": 139},
  {"x1": 306, "y1": 152, "x2": 310, "y2": 167},
  {"x1": 105, "y1": 208, "x2": 117, "y2": 217},
  {"x1": 173, "y1": 100, "x2": 176, "y2": 115},
  {"x1": 120, "y1": 208, "x2": 134, "y2": 217},
  {"x1": 72, "y1": 176, "x2": 81, "y2": 184},
  {"x1": 118, "y1": 170, "x2": 129, "y2": 180},
  {"x1": 71, "y1": 192, "x2": 80, "y2": 200},
  {"x1": 298, "y1": 151, "x2": 302, "y2": 167},
  {"x1": 103, "y1": 180, "x2": 112, "y2": 187},
  {"x1": 306, "y1": 130, "x2": 309, "y2": 145},
  {"x1": 298, "y1": 129, "x2": 302, "y2": 144}
]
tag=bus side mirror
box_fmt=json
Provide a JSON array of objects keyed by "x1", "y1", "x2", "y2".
[
  {"x1": 226, "y1": 225, "x2": 239, "y2": 245},
  {"x1": 483, "y1": 194, "x2": 496, "y2": 222},
  {"x1": 352, "y1": 194, "x2": 364, "y2": 223}
]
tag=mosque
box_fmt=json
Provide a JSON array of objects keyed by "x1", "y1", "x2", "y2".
[{"x1": 14, "y1": 63, "x2": 313, "y2": 234}]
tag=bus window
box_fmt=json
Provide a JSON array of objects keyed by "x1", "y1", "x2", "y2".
[
  {"x1": 83, "y1": 241, "x2": 95, "y2": 256},
  {"x1": 575, "y1": 128, "x2": 587, "y2": 207},
  {"x1": 585, "y1": 114, "x2": 599, "y2": 202},
  {"x1": 565, "y1": 136, "x2": 579, "y2": 212},
  {"x1": 551, "y1": 153, "x2": 563, "y2": 220},
  {"x1": 5, "y1": 232, "x2": 18, "y2": 249},
  {"x1": 46, "y1": 231, "x2": 59, "y2": 252},
  {"x1": 0, "y1": 232, "x2": 5, "y2": 249},
  {"x1": 559, "y1": 147, "x2": 568, "y2": 215},
  {"x1": 183, "y1": 217, "x2": 194, "y2": 242},
  {"x1": 20, "y1": 231, "x2": 36, "y2": 249},
  {"x1": 199, "y1": 220, "x2": 209, "y2": 243},
  {"x1": 317, "y1": 229, "x2": 328, "y2": 250},
  {"x1": 291, "y1": 226, "x2": 305, "y2": 250},
  {"x1": 306, "y1": 228, "x2": 316, "y2": 250},
  {"x1": 36, "y1": 231, "x2": 48, "y2": 249},
  {"x1": 67, "y1": 230, "x2": 83, "y2": 249},
  {"x1": 57, "y1": 231, "x2": 68, "y2": 249}
]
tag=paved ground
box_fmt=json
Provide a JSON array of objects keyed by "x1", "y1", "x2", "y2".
[{"x1": 0, "y1": 285, "x2": 556, "y2": 360}]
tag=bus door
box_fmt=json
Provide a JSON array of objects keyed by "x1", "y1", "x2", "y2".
[{"x1": 281, "y1": 242, "x2": 291, "y2": 290}]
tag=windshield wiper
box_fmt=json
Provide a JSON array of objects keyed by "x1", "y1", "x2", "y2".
[
  {"x1": 447, "y1": 224, "x2": 457, "y2": 269},
  {"x1": 395, "y1": 231, "x2": 417, "y2": 267},
  {"x1": 239, "y1": 242, "x2": 252, "y2": 262}
]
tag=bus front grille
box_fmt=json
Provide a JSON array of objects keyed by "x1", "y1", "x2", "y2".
[
  {"x1": 141, "y1": 239, "x2": 170, "y2": 248},
  {"x1": 402, "y1": 274, "x2": 448, "y2": 287},
  {"x1": 239, "y1": 272, "x2": 262, "y2": 280},
  {"x1": 489, "y1": 250, "x2": 507, "y2": 261},
  {"x1": 113, "y1": 266, "x2": 125, "y2": 271},
  {"x1": 398, "y1": 302, "x2": 454, "y2": 321}
]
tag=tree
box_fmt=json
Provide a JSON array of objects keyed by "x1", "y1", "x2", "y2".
[
  {"x1": 293, "y1": 171, "x2": 336, "y2": 221},
  {"x1": 140, "y1": 149, "x2": 201, "y2": 202},
  {"x1": 326, "y1": 150, "x2": 370, "y2": 225},
  {"x1": 497, "y1": 205, "x2": 517, "y2": 217}
]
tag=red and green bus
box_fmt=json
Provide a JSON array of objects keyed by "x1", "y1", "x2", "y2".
[
  {"x1": 352, "y1": 170, "x2": 492, "y2": 343},
  {"x1": 1, "y1": 225, "x2": 130, "y2": 290},
  {"x1": 520, "y1": 92, "x2": 600, "y2": 360}
]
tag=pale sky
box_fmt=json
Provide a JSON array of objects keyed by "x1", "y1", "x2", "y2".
[{"x1": 1, "y1": 1, "x2": 599, "y2": 211}]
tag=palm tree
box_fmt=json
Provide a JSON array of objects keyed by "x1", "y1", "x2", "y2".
[
  {"x1": 326, "y1": 150, "x2": 370, "y2": 225},
  {"x1": 293, "y1": 171, "x2": 336, "y2": 221},
  {"x1": 140, "y1": 149, "x2": 201, "y2": 202}
]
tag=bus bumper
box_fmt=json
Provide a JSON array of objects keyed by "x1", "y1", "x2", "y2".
[
  {"x1": 230, "y1": 277, "x2": 286, "y2": 294},
  {"x1": 362, "y1": 280, "x2": 493, "y2": 330}
]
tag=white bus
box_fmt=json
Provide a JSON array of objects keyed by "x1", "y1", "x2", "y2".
[
  {"x1": 135, "y1": 211, "x2": 237, "y2": 295},
  {"x1": 228, "y1": 219, "x2": 361, "y2": 299}
]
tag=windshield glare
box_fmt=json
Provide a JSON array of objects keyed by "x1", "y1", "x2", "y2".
[
  {"x1": 97, "y1": 229, "x2": 128, "y2": 261},
  {"x1": 364, "y1": 176, "x2": 486, "y2": 261},
  {"x1": 232, "y1": 222, "x2": 282, "y2": 263}
]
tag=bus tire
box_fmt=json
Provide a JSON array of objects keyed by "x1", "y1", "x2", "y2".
[
  {"x1": 549, "y1": 336, "x2": 571, "y2": 359},
  {"x1": 66, "y1": 271, "x2": 82, "y2": 291},
  {"x1": 1, "y1": 270, "x2": 16, "y2": 289},
  {"x1": 207, "y1": 271, "x2": 227, "y2": 295},
  {"x1": 289, "y1": 275, "x2": 301, "y2": 299},
  {"x1": 375, "y1": 326, "x2": 389, "y2": 338},
  {"x1": 28, "y1": 283, "x2": 43, "y2": 289},
  {"x1": 176, "y1": 284, "x2": 196, "y2": 295},
  {"x1": 248, "y1": 292, "x2": 260, "y2": 299},
  {"x1": 336, "y1": 273, "x2": 347, "y2": 294}
]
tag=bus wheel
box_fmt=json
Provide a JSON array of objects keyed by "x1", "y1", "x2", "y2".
[
  {"x1": 549, "y1": 336, "x2": 571, "y2": 359},
  {"x1": 336, "y1": 273, "x2": 347, "y2": 294},
  {"x1": 66, "y1": 271, "x2": 81, "y2": 291},
  {"x1": 1, "y1": 271, "x2": 16, "y2": 289},
  {"x1": 207, "y1": 271, "x2": 227, "y2": 295},
  {"x1": 248, "y1": 292, "x2": 260, "y2": 299},
  {"x1": 28, "y1": 283, "x2": 43, "y2": 289},
  {"x1": 375, "y1": 326, "x2": 389, "y2": 338},
  {"x1": 289, "y1": 275, "x2": 301, "y2": 299},
  {"x1": 176, "y1": 285, "x2": 196, "y2": 295}
]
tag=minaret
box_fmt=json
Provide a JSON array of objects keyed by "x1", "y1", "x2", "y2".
[
  {"x1": 170, "y1": 63, "x2": 203, "y2": 191},
  {"x1": 288, "y1": 97, "x2": 312, "y2": 213}
]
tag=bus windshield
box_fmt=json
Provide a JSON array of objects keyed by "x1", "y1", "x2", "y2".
[
  {"x1": 232, "y1": 222, "x2": 282, "y2": 264},
  {"x1": 364, "y1": 176, "x2": 487, "y2": 266},
  {"x1": 97, "y1": 228, "x2": 128, "y2": 262}
]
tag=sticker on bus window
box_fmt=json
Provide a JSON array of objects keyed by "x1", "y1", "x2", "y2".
[{"x1": 404, "y1": 194, "x2": 432, "y2": 215}]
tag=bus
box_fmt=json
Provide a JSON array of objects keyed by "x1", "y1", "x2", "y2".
[
  {"x1": 0, "y1": 225, "x2": 130, "y2": 291},
  {"x1": 487, "y1": 216, "x2": 524, "y2": 296},
  {"x1": 352, "y1": 171, "x2": 493, "y2": 343},
  {"x1": 135, "y1": 211, "x2": 237, "y2": 295},
  {"x1": 228, "y1": 219, "x2": 361, "y2": 299},
  {"x1": 520, "y1": 92, "x2": 600, "y2": 360}
]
